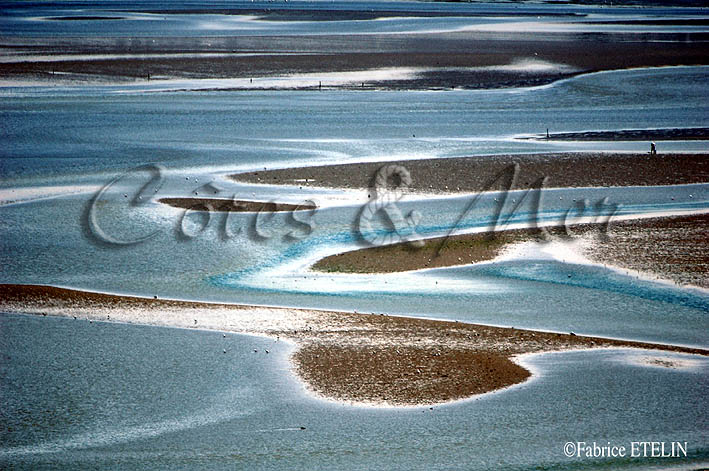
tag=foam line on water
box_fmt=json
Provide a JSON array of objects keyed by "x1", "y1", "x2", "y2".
[
  {"x1": 619, "y1": 352, "x2": 709, "y2": 372},
  {"x1": 0, "y1": 388, "x2": 255, "y2": 457},
  {"x1": 111, "y1": 68, "x2": 425, "y2": 93},
  {"x1": 0, "y1": 184, "x2": 102, "y2": 206}
]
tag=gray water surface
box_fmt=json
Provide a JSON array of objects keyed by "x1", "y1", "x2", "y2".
[
  {"x1": 1, "y1": 46, "x2": 708, "y2": 470},
  {"x1": 1, "y1": 313, "x2": 707, "y2": 470}
]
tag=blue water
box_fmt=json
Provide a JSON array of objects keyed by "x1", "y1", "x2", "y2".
[
  {"x1": 2, "y1": 66, "x2": 708, "y2": 186},
  {"x1": 1, "y1": 1, "x2": 708, "y2": 38},
  {"x1": 1, "y1": 67, "x2": 708, "y2": 346},
  {"x1": 1, "y1": 313, "x2": 707, "y2": 470},
  {"x1": 1, "y1": 4, "x2": 709, "y2": 467}
]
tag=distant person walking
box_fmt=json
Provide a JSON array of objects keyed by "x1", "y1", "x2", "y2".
[{"x1": 650, "y1": 141, "x2": 657, "y2": 155}]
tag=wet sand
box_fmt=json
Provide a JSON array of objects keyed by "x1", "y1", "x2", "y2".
[
  {"x1": 234, "y1": 153, "x2": 709, "y2": 193},
  {"x1": 1, "y1": 284, "x2": 706, "y2": 406},
  {"x1": 159, "y1": 197, "x2": 316, "y2": 213},
  {"x1": 48, "y1": 16, "x2": 125, "y2": 21},
  {"x1": 238, "y1": 150, "x2": 708, "y2": 287},
  {"x1": 313, "y1": 228, "x2": 536, "y2": 274},
  {"x1": 126, "y1": 8, "x2": 562, "y2": 22},
  {"x1": 313, "y1": 214, "x2": 709, "y2": 289},
  {"x1": 2, "y1": 29, "x2": 707, "y2": 89},
  {"x1": 3, "y1": 8, "x2": 708, "y2": 408},
  {"x1": 581, "y1": 214, "x2": 709, "y2": 289},
  {"x1": 528, "y1": 127, "x2": 709, "y2": 141}
]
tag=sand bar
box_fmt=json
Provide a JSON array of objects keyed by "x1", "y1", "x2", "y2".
[
  {"x1": 528, "y1": 127, "x2": 709, "y2": 141},
  {"x1": 233, "y1": 152, "x2": 709, "y2": 193},
  {"x1": 159, "y1": 197, "x2": 316, "y2": 212},
  {"x1": 1, "y1": 284, "x2": 706, "y2": 406},
  {"x1": 2, "y1": 30, "x2": 706, "y2": 89},
  {"x1": 312, "y1": 214, "x2": 709, "y2": 289}
]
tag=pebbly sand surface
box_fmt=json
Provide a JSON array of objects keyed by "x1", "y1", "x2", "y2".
[
  {"x1": 581, "y1": 214, "x2": 709, "y2": 289},
  {"x1": 1, "y1": 284, "x2": 706, "y2": 406},
  {"x1": 313, "y1": 227, "x2": 536, "y2": 274},
  {"x1": 233, "y1": 152, "x2": 709, "y2": 193},
  {"x1": 313, "y1": 214, "x2": 709, "y2": 289}
]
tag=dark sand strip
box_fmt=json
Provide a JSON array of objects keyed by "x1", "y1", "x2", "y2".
[
  {"x1": 1, "y1": 284, "x2": 706, "y2": 406},
  {"x1": 159, "y1": 197, "x2": 316, "y2": 212},
  {"x1": 233, "y1": 153, "x2": 709, "y2": 193},
  {"x1": 527, "y1": 127, "x2": 709, "y2": 141},
  {"x1": 47, "y1": 16, "x2": 125, "y2": 21},
  {"x1": 313, "y1": 228, "x2": 535, "y2": 274},
  {"x1": 312, "y1": 214, "x2": 709, "y2": 289},
  {"x1": 2, "y1": 32, "x2": 707, "y2": 89},
  {"x1": 127, "y1": 8, "x2": 578, "y2": 21},
  {"x1": 0, "y1": 53, "x2": 573, "y2": 89}
]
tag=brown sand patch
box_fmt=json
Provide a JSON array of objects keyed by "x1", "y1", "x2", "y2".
[
  {"x1": 313, "y1": 229, "x2": 538, "y2": 274},
  {"x1": 312, "y1": 214, "x2": 709, "y2": 289},
  {"x1": 581, "y1": 213, "x2": 709, "y2": 289},
  {"x1": 283, "y1": 311, "x2": 707, "y2": 406},
  {"x1": 0, "y1": 283, "x2": 249, "y2": 311},
  {"x1": 1, "y1": 284, "x2": 706, "y2": 406},
  {"x1": 159, "y1": 197, "x2": 316, "y2": 212},
  {"x1": 295, "y1": 346, "x2": 530, "y2": 405},
  {"x1": 233, "y1": 153, "x2": 709, "y2": 194}
]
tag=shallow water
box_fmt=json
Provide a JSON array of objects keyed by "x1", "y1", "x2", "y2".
[
  {"x1": 1, "y1": 23, "x2": 708, "y2": 468},
  {"x1": 1, "y1": 1, "x2": 708, "y2": 38},
  {"x1": 2, "y1": 66, "x2": 707, "y2": 186},
  {"x1": 1, "y1": 67, "x2": 708, "y2": 346},
  {"x1": 1, "y1": 313, "x2": 707, "y2": 470}
]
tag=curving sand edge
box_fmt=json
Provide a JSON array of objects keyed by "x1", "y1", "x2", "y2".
[{"x1": 1, "y1": 284, "x2": 706, "y2": 407}]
